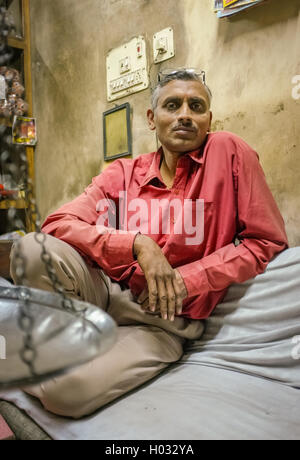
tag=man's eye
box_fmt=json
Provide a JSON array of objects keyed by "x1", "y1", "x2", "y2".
[
  {"x1": 166, "y1": 102, "x2": 178, "y2": 110},
  {"x1": 191, "y1": 103, "x2": 205, "y2": 112}
]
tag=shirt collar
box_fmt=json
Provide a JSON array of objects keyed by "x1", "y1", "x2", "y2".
[
  {"x1": 139, "y1": 148, "x2": 163, "y2": 188},
  {"x1": 186, "y1": 147, "x2": 205, "y2": 165},
  {"x1": 139, "y1": 144, "x2": 205, "y2": 189}
]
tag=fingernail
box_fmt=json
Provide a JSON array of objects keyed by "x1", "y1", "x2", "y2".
[{"x1": 163, "y1": 314, "x2": 168, "y2": 320}]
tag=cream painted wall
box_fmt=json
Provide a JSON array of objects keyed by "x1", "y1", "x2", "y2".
[{"x1": 30, "y1": 0, "x2": 300, "y2": 245}]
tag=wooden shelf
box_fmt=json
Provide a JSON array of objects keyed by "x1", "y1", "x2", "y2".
[
  {"x1": 7, "y1": 36, "x2": 26, "y2": 50},
  {"x1": 0, "y1": 199, "x2": 27, "y2": 210}
]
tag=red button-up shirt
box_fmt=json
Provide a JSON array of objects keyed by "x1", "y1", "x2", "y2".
[{"x1": 42, "y1": 132, "x2": 288, "y2": 319}]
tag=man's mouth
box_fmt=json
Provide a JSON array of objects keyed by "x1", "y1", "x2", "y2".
[{"x1": 173, "y1": 126, "x2": 196, "y2": 133}]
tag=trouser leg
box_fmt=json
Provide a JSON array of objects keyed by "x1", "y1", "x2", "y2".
[
  {"x1": 24, "y1": 324, "x2": 185, "y2": 419},
  {"x1": 10, "y1": 233, "x2": 204, "y2": 418},
  {"x1": 10, "y1": 232, "x2": 109, "y2": 309}
]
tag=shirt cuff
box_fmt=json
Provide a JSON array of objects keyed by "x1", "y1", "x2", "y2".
[
  {"x1": 105, "y1": 231, "x2": 139, "y2": 267},
  {"x1": 176, "y1": 262, "x2": 209, "y2": 298}
]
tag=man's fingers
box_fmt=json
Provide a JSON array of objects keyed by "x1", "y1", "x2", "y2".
[
  {"x1": 141, "y1": 298, "x2": 150, "y2": 311},
  {"x1": 166, "y1": 277, "x2": 176, "y2": 321},
  {"x1": 172, "y1": 277, "x2": 184, "y2": 315},
  {"x1": 157, "y1": 277, "x2": 168, "y2": 320},
  {"x1": 137, "y1": 288, "x2": 148, "y2": 304},
  {"x1": 147, "y1": 276, "x2": 158, "y2": 311}
]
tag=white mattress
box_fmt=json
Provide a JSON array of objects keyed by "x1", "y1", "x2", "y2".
[{"x1": 0, "y1": 248, "x2": 300, "y2": 440}]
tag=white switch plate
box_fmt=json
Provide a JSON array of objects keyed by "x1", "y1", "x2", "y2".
[
  {"x1": 153, "y1": 27, "x2": 175, "y2": 64},
  {"x1": 106, "y1": 36, "x2": 149, "y2": 102}
]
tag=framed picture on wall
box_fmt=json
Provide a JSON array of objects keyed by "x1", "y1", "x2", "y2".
[{"x1": 103, "y1": 103, "x2": 132, "y2": 161}]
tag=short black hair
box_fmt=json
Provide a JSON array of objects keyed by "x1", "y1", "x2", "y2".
[{"x1": 151, "y1": 69, "x2": 212, "y2": 110}]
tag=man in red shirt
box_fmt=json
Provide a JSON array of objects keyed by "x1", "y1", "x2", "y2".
[{"x1": 11, "y1": 69, "x2": 288, "y2": 418}]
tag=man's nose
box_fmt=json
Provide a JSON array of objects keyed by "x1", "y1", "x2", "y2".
[{"x1": 177, "y1": 103, "x2": 193, "y2": 123}]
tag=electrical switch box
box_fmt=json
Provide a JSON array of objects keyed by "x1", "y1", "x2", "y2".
[
  {"x1": 106, "y1": 36, "x2": 149, "y2": 102},
  {"x1": 153, "y1": 27, "x2": 175, "y2": 64}
]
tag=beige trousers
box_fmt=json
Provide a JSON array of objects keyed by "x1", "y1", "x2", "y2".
[{"x1": 10, "y1": 233, "x2": 204, "y2": 419}]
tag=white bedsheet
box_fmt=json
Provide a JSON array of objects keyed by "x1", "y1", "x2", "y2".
[
  {"x1": 182, "y1": 247, "x2": 300, "y2": 388},
  {"x1": 0, "y1": 248, "x2": 300, "y2": 440}
]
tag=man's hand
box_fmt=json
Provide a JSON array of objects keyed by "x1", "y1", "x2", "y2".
[{"x1": 133, "y1": 234, "x2": 188, "y2": 321}]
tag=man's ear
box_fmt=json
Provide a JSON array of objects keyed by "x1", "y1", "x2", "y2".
[{"x1": 147, "y1": 109, "x2": 156, "y2": 131}]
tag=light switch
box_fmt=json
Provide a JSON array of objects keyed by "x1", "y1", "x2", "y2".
[
  {"x1": 106, "y1": 36, "x2": 149, "y2": 101},
  {"x1": 153, "y1": 27, "x2": 175, "y2": 64},
  {"x1": 155, "y1": 37, "x2": 168, "y2": 54},
  {"x1": 119, "y1": 57, "x2": 131, "y2": 74}
]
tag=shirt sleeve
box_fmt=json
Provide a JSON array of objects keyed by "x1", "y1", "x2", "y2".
[
  {"x1": 41, "y1": 160, "x2": 139, "y2": 279},
  {"x1": 177, "y1": 142, "x2": 289, "y2": 299}
]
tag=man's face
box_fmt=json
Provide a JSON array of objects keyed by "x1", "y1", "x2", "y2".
[{"x1": 147, "y1": 79, "x2": 212, "y2": 154}]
